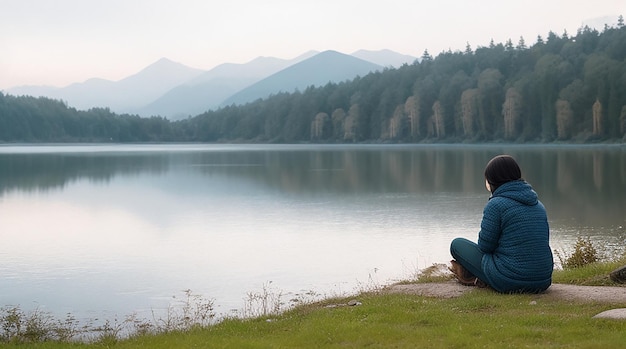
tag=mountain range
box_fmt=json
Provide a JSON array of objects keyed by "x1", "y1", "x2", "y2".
[{"x1": 6, "y1": 49, "x2": 417, "y2": 120}]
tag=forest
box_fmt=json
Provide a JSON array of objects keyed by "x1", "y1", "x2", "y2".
[{"x1": 1, "y1": 17, "x2": 625, "y2": 144}]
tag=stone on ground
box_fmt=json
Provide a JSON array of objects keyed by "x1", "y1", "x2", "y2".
[
  {"x1": 593, "y1": 308, "x2": 626, "y2": 320},
  {"x1": 609, "y1": 265, "x2": 626, "y2": 283}
]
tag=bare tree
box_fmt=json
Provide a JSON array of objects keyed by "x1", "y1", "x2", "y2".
[
  {"x1": 502, "y1": 88, "x2": 522, "y2": 139},
  {"x1": 432, "y1": 101, "x2": 445, "y2": 138},
  {"x1": 592, "y1": 99, "x2": 603, "y2": 136},
  {"x1": 555, "y1": 99, "x2": 573, "y2": 140},
  {"x1": 461, "y1": 88, "x2": 479, "y2": 138},
  {"x1": 344, "y1": 104, "x2": 359, "y2": 142},
  {"x1": 404, "y1": 95, "x2": 420, "y2": 138},
  {"x1": 310, "y1": 112, "x2": 329, "y2": 140},
  {"x1": 331, "y1": 108, "x2": 346, "y2": 140},
  {"x1": 620, "y1": 105, "x2": 626, "y2": 138},
  {"x1": 389, "y1": 105, "x2": 406, "y2": 139},
  {"x1": 477, "y1": 69, "x2": 503, "y2": 137}
]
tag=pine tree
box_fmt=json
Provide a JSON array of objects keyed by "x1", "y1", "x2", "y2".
[
  {"x1": 421, "y1": 49, "x2": 433, "y2": 61},
  {"x1": 516, "y1": 36, "x2": 527, "y2": 50},
  {"x1": 505, "y1": 39, "x2": 514, "y2": 51}
]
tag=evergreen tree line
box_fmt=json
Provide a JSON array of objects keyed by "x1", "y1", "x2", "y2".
[{"x1": 1, "y1": 17, "x2": 625, "y2": 143}]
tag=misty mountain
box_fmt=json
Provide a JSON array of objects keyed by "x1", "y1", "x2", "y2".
[
  {"x1": 6, "y1": 50, "x2": 405, "y2": 119},
  {"x1": 6, "y1": 86, "x2": 58, "y2": 97},
  {"x1": 7, "y1": 80, "x2": 113, "y2": 109},
  {"x1": 220, "y1": 50, "x2": 383, "y2": 107},
  {"x1": 351, "y1": 49, "x2": 418, "y2": 67},
  {"x1": 137, "y1": 51, "x2": 318, "y2": 119},
  {"x1": 8, "y1": 58, "x2": 205, "y2": 112}
]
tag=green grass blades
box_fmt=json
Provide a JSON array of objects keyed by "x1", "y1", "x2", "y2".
[
  {"x1": 3, "y1": 258, "x2": 626, "y2": 348},
  {"x1": 553, "y1": 255, "x2": 626, "y2": 286},
  {"x1": 62, "y1": 290, "x2": 625, "y2": 349}
]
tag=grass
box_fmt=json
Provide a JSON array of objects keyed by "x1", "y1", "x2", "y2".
[
  {"x1": 7, "y1": 288, "x2": 624, "y2": 349},
  {"x1": 552, "y1": 253, "x2": 626, "y2": 286},
  {"x1": 2, "y1": 250, "x2": 625, "y2": 348},
  {"x1": 3, "y1": 261, "x2": 625, "y2": 349},
  {"x1": 123, "y1": 292, "x2": 625, "y2": 349}
]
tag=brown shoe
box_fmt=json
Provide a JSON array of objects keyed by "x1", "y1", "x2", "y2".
[{"x1": 449, "y1": 260, "x2": 479, "y2": 286}]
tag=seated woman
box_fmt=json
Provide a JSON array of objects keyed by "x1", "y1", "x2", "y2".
[{"x1": 449, "y1": 155, "x2": 553, "y2": 293}]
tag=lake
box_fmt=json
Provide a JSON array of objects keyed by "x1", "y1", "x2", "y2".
[{"x1": 0, "y1": 144, "x2": 624, "y2": 322}]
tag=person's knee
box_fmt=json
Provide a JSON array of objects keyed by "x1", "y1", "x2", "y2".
[
  {"x1": 450, "y1": 237, "x2": 466, "y2": 257},
  {"x1": 450, "y1": 237, "x2": 468, "y2": 250}
]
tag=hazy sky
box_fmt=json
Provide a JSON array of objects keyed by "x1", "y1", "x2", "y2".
[{"x1": 0, "y1": 0, "x2": 623, "y2": 90}]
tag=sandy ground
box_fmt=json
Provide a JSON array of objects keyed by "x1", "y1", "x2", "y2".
[
  {"x1": 385, "y1": 281, "x2": 626, "y2": 319},
  {"x1": 386, "y1": 281, "x2": 626, "y2": 303}
]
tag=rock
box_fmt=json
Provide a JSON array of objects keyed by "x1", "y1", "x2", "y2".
[
  {"x1": 609, "y1": 265, "x2": 626, "y2": 283},
  {"x1": 593, "y1": 308, "x2": 626, "y2": 320},
  {"x1": 324, "y1": 299, "x2": 362, "y2": 308}
]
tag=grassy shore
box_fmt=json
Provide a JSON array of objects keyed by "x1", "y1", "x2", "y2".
[{"x1": 2, "y1": 254, "x2": 625, "y2": 348}]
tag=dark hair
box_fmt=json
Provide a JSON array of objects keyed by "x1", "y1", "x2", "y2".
[{"x1": 484, "y1": 155, "x2": 522, "y2": 192}]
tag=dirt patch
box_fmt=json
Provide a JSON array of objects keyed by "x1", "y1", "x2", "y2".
[
  {"x1": 385, "y1": 281, "x2": 473, "y2": 298},
  {"x1": 385, "y1": 281, "x2": 626, "y2": 304},
  {"x1": 387, "y1": 263, "x2": 626, "y2": 305},
  {"x1": 543, "y1": 284, "x2": 626, "y2": 303},
  {"x1": 383, "y1": 263, "x2": 626, "y2": 319}
]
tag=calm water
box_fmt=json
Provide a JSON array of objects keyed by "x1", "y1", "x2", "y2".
[{"x1": 0, "y1": 144, "x2": 624, "y2": 321}]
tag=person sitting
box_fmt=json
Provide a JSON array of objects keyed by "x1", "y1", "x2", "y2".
[{"x1": 449, "y1": 155, "x2": 553, "y2": 293}]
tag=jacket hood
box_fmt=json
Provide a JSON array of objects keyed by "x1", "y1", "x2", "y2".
[{"x1": 490, "y1": 180, "x2": 538, "y2": 206}]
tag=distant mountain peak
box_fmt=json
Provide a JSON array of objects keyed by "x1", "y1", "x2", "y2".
[
  {"x1": 137, "y1": 53, "x2": 316, "y2": 118},
  {"x1": 155, "y1": 57, "x2": 177, "y2": 63},
  {"x1": 220, "y1": 50, "x2": 383, "y2": 107},
  {"x1": 130, "y1": 57, "x2": 203, "y2": 78},
  {"x1": 7, "y1": 49, "x2": 415, "y2": 119},
  {"x1": 351, "y1": 49, "x2": 418, "y2": 67}
]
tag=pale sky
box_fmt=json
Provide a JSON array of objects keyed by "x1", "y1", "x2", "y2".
[{"x1": 0, "y1": 0, "x2": 623, "y2": 90}]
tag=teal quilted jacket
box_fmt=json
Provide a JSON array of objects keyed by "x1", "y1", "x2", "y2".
[{"x1": 479, "y1": 180, "x2": 553, "y2": 293}]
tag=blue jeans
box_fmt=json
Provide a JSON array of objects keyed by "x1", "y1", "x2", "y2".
[{"x1": 450, "y1": 237, "x2": 489, "y2": 282}]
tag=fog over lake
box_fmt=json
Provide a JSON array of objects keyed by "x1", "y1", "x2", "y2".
[{"x1": 0, "y1": 144, "x2": 624, "y2": 321}]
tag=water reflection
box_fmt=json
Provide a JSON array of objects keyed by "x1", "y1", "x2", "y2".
[
  {"x1": 1, "y1": 145, "x2": 624, "y2": 226},
  {"x1": 0, "y1": 144, "x2": 624, "y2": 322},
  {"x1": 2, "y1": 144, "x2": 624, "y2": 256},
  {"x1": 0, "y1": 152, "x2": 168, "y2": 195}
]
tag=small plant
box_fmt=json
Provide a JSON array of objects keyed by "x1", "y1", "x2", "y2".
[
  {"x1": 556, "y1": 237, "x2": 599, "y2": 268},
  {"x1": 22, "y1": 307, "x2": 53, "y2": 342},
  {"x1": 1, "y1": 306, "x2": 24, "y2": 342},
  {"x1": 0, "y1": 289, "x2": 217, "y2": 344},
  {"x1": 153, "y1": 289, "x2": 216, "y2": 332},
  {"x1": 241, "y1": 282, "x2": 285, "y2": 318},
  {"x1": 125, "y1": 313, "x2": 155, "y2": 337},
  {"x1": 417, "y1": 263, "x2": 455, "y2": 283},
  {"x1": 0, "y1": 306, "x2": 55, "y2": 343},
  {"x1": 92, "y1": 318, "x2": 123, "y2": 346},
  {"x1": 53, "y1": 313, "x2": 91, "y2": 342}
]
